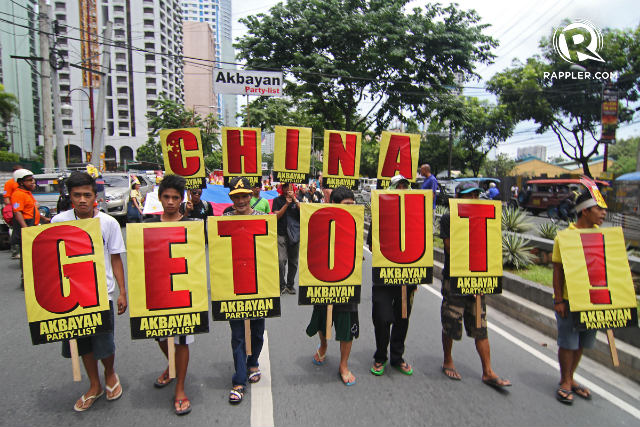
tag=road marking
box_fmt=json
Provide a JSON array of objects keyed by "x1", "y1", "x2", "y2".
[
  {"x1": 251, "y1": 330, "x2": 274, "y2": 427},
  {"x1": 420, "y1": 284, "x2": 640, "y2": 420}
]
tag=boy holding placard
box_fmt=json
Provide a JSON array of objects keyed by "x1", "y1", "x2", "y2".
[{"x1": 51, "y1": 172, "x2": 127, "y2": 411}]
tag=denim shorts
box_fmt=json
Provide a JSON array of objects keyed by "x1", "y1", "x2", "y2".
[
  {"x1": 556, "y1": 306, "x2": 597, "y2": 351},
  {"x1": 62, "y1": 301, "x2": 115, "y2": 360}
]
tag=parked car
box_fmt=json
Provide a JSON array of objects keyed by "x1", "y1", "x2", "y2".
[
  {"x1": 436, "y1": 177, "x2": 501, "y2": 205},
  {"x1": 32, "y1": 173, "x2": 65, "y2": 217},
  {"x1": 516, "y1": 178, "x2": 610, "y2": 218},
  {"x1": 104, "y1": 173, "x2": 153, "y2": 221}
]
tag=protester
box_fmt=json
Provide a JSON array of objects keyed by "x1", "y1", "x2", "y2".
[
  {"x1": 306, "y1": 186, "x2": 359, "y2": 386},
  {"x1": 51, "y1": 172, "x2": 127, "y2": 412},
  {"x1": 272, "y1": 182, "x2": 300, "y2": 295},
  {"x1": 4, "y1": 165, "x2": 22, "y2": 258},
  {"x1": 420, "y1": 164, "x2": 438, "y2": 208},
  {"x1": 439, "y1": 182, "x2": 511, "y2": 388},
  {"x1": 145, "y1": 175, "x2": 194, "y2": 415},
  {"x1": 367, "y1": 175, "x2": 415, "y2": 376},
  {"x1": 552, "y1": 190, "x2": 605, "y2": 405},
  {"x1": 56, "y1": 181, "x2": 72, "y2": 214},
  {"x1": 183, "y1": 188, "x2": 213, "y2": 219},
  {"x1": 297, "y1": 184, "x2": 310, "y2": 203},
  {"x1": 250, "y1": 182, "x2": 271, "y2": 213},
  {"x1": 2, "y1": 164, "x2": 21, "y2": 205},
  {"x1": 224, "y1": 177, "x2": 268, "y2": 405},
  {"x1": 127, "y1": 180, "x2": 143, "y2": 222},
  {"x1": 308, "y1": 182, "x2": 324, "y2": 203}
]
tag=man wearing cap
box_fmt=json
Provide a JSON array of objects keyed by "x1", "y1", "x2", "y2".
[
  {"x1": 552, "y1": 189, "x2": 606, "y2": 404},
  {"x1": 420, "y1": 164, "x2": 438, "y2": 209},
  {"x1": 368, "y1": 175, "x2": 416, "y2": 376},
  {"x1": 225, "y1": 177, "x2": 268, "y2": 405},
  {"x1": 250, "y1": 182, "x2": 270, "y2": 214},
  {"x1": 3, "y1": 165, "x2": 22, "y2": 258},
  {"x1": 308, "y1": 183, "x2": 324, "y2": 203},
  {"x1": 439, "y1": 182, "x2": 511, "y2": 388},
  {"x1": 272, "y1": 182, "x2": 300, "y2": 295}
]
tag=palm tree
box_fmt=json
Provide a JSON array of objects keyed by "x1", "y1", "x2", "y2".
[{"x1": 0, "y1": 84, "x2": 19, "y2": 125}]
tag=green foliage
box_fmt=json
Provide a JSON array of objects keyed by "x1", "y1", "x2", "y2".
[
  {"x1": 609, "y1": 136, "x2": 639, "y2": 175},
  {"x1": 502, "y1": 231, "x2": 536, "y2": 269},
  {"x1": 0, "y1": 84, "x2": 19, "y2": 125},
  {"x1": 236, "y1": 0, "x2": 496, "y2": 133},
  {"x1": 481, "y1": 153, "x2": 517, "y2": 178},
  {"x1": 136, "y1": 137, "x2": 163, "y2": 164},
  {"x1": 433, "y1": 205, "x2": 449, "y2": 235},
  {"x1": 502, "y1": 206, "x2": 533, "y2": 233},
  {"x1": 204, "y1": 152, "x2": 222, "y2": 171},
  {"x1": 537, "y1": 222, "x2": 558, "y2": 240},
  {"x1": 507, "y1": 264, "x2": 553, "y2": 287},
  {"x1": 487, "y1": 23, "x2": 640, "y2": 178},
  {"x1": 0, "y1": 150, "x2": 19, "y2": 162}
]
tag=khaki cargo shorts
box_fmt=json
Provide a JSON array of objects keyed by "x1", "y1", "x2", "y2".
[{"x1": 441, "y1": 279, "x2": 488, "y2": 340}]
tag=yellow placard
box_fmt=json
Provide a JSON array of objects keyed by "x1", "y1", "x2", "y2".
[
  {"x1": 449, "y1": 199, "x2": 503, "y2": 295},
  {"x1": 321, "y1": 130, "x2": 362, "y2": 189},
  {"x1": 208, "y1": 215, "x2": 280, "y2": 320},
  {"x1": 273, "y1": 125, "x2": 312, "y2": 183},
  {"x1": 371, "y1": 190, "x2": 433, "y2": 285},
  {"x1": 160, "y1": 128, "x2": 207, "y2": 189},
  {"x1": 299, "y1": 203, "x2": 364, "y2": 304},
  {"x1": 222, "y1": 127, "x2": 262, "y2": 186},
  {"x1": 127, "y1": 221, "x2": 209, "y2": 339},
  {"x1": 22, "y1": 218, "x2": 110, "y2": 345},
  {"x1": 558, "y1": 227, "x2": 637, "y2": 330},
  {"x1": 376, "y1": 131, "x2": 421, "y2": 189}
]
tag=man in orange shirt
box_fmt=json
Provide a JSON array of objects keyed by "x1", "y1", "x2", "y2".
[
  {"x1": 3, "y1": 165, "x2": 21, "y2": 258},
  {"x1": 2, "y1": 164, "x2": 21, "y2": 205}
]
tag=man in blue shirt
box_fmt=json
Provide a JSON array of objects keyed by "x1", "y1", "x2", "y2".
[{"x1": 420, "y1": 164, "x2": 438, "y2": 208}]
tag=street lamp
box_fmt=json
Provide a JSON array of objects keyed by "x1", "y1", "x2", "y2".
[{"x1": 66, "y1": 88, "x2": 96, "y2": 163}]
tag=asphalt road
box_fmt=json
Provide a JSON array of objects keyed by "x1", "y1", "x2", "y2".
[{"x1": 1, "y1": 227, "x2": 639, "y2": 427}]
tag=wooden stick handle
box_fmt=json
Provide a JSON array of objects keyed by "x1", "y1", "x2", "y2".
[
  {"x1": 245, "y1": 319, "x2": 252, "y2": 356},
  {"x1": 69, "y1": 339, "x2": 82, "y2": 382},
  {"x1": 168, "y1": 337, "x2": 176, "y2": 379},
  {"x1": 475, "y1": 295, "x2": 482, "y2": 329},
  {"x1": 401, "y1": 285, "x2": 408, "y2": 319},
  {"x1": 325, "y1": 305, "x2": 333, "y2": 340},
  {"x1": 606, "y1": 329, "x2": 619, "y2": 367}
]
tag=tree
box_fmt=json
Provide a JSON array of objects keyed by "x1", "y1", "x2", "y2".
[
  {"x1": 609, "y1": 136, "x2": 639, "y2": 174},
  {"x1": 0, "y1": 84, "x2": 19, "y2": 126},
  {"x1": 481, "y1": 153, "x2": 517, "y2": 177},
  {"x1": 487, "y1": 24, "x2": 640, "y2": 178},
  {"x1": 137, "y1": 97, "x2": 221, "y2": 167},
  {"x1": 236, "y1": 0, "x2": 496, "y2": 134}
]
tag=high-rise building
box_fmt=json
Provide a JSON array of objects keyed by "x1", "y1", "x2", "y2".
[
  {"x1": 183, "y1": 21, "x2": 216, "y2": 117},
  {"x1": 517, "y1": 145, "x2": 547, "y2": 161},
  {"x1": 52, "y1": 0, "x2": 184, "y2": 167},
  {"x1": 181, "y1": 0, "x2": 237, "y2": 125},
  {"x1": 0, "y1": 0, "x2": 41, "y2": 159}
]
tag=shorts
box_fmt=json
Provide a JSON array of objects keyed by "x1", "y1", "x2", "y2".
[
  {"x1": 441, "y1": 279, "x2": 488, "y2": 341},
  {"x1": 62, "y1": 301, "x2": 115, "y2": 360},
  {"x1": 306, "y1": 306, "x2": 359, "y2": 342},
  {"x1": 556, "y1": 306, "x2": 597, "y2": 350},
  {"x1": 156, "y1": 335, "x2": 194, "y2": 345}
]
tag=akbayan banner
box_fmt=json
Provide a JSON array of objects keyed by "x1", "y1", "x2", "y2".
[
  {"x1": 376, "y1": 131, "x2": 421, "y2": 189},
  {"x1": 222, "y1": 127, "x2": 262, "y2": 186},
  {"x1": 127, "y1": 222, "x2": 209, "y2": 339},
  {"x1": 272, "y1": 125, "x2": 312, "y2": 183},
  {"x1": 299, "y1": 204, "x2": 364, "y2": 304},
  {"x1": 371, "y1": 190, "x2": 433, "y2": 285},
  {"x1": 160, "y1": 128, "x2": 207, "y2": 189},
  {"x1": 22, "y1": 218, "x2": 110, "y2": 345},
  {"x1": 449, "y1": 199, "x2": 503, "y2": 295},
  {"x1": 321, "y1": 130, "x2": 362, "y2": 189},
  {"x1": 557, "y1": 227, "x2": 638, "y2": 331},
  {"x1": 208, "y1": 215, "x2": 280, "y2": 320}
]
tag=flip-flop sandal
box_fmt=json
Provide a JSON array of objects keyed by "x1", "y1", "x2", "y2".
[
  {"x1": 229, "y1": 386, "x2": 245, "y2": 405},
  {"x1": 248, "y1": 370, "x2": 262, "y2": 384},
  {"x1": 106, "y1": 373, "x2": 123, "y2": 401},
  {"x1": 312, "y1": 349, "x2": 326, "y2": 366},
  {"x1": 441, "y1": 366, "x2": 462, "y2": 381},
  {"x1": 73, "y1": 389, "x2": 104, "y2": 412},
  {"x1": 339, "y1": 370, "x2": 356, "y2": 386},
  {"x1": 393, "y1": 362, "x2": 413, "y2": 376},
  {"x1": 175, "y1": 398, "x2": 192, "y2": 415},
  {"x1": 572, "y1": 384, "x2": 592, "y2": 400},
  {"x1": 483, "y1": 377, "x2": 512, "y2": 389},
  {"x1": 556, "y1": 387, "x2": 574, "y2": 405},
  {"x1": 370, "y1": 362, "x2": 386, "y2": 376},
  {"x1": 154, "y1": 370, "x2": 174, "y2": 388}
]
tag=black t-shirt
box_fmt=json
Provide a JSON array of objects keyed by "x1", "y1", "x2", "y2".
[
  {"x1": 271, "y1": 195, "x2": 300, "y2": 236},
  {"x1": 310, "y1": 190, "x2": 323, "y2": 203},
  {"x1": 144, "y1": 215, "x2": 192, "y2": 223},
  {"x1": 440, "y1": 213, "x2": 450, "y2": 280},
  {"x1": 181, "y1": 200, "x2": 213, "y2": 220}
]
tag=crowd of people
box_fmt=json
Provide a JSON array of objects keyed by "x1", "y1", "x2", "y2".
[{"x1": 1, "y1": 163, "x2": 605, "y2": 414}]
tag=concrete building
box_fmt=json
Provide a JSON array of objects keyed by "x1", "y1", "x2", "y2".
[
  {"x1": 180, "y1": 0, "x2": 237, "y2": 125},
  {"x1": 183, "y1": 21, "x2": 216, "y2": 117},
  {"x1": 52, "y1": 0, "x2": 184, "y2": 167},
  {"x1": 517, "y1": 145, "x2": 547, "y2": 161},
  {"x1": 0, "y1": 0, "x2": 41, "y2": 159}
]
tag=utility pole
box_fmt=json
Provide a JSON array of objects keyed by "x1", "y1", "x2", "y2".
[
  {"x1": 38, "y1": 0, "x2": 54, "y2": 170},
  {"x1": 50, "y1": 18, "x2": 66, "y2": 170},
  {"x1": 447, "y1": 122, "x2": 453, "y2": 179},
  {"x1": 91, "y1": 22, "x2": 112, "y2": 170}
]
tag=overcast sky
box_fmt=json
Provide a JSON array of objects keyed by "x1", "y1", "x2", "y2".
[{"x1": 231, "y1": 0, "x2": 640, "y2": 160}]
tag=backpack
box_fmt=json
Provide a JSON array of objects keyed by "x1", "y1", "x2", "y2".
[{"x1": 2, "y1": 204, "x2": 13, "y2": 226}]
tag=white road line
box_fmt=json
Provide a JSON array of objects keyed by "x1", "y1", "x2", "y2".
[
  {"x1": 251, "y1": 330, "x2": 274, "y2": 427},
  {"x1": 420, "y1": 284, "x2": 640, "y2": 420}
]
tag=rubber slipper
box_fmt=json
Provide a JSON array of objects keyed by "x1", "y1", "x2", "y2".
[
  {"x1": 154, "y1": 370, "x2": 174, "y2": 388},
  {"x1": 106, "y1": 373, "x2": 123, "y2": 401},
  {"x1": 393, "y1": 362, "x2": 413, "y2": 376},
  {"x1": 370, "y1": 362, "x2": 386, "y2": 376},
  {"x1": 312, "y1": 349, "x2": 326, "y2": 366},
  {"x1": 556, "y1": 387, "x2": 574, "y2": 405},
  {"x1": 229, "y1": 386, "x2": 245, "y2": 405},
  {"x1": 442, "y1": 366, "x2": 462, "y2": 381},
  {"x1": 339, "y1": 370, "x2": 356, "y2": 386},
  {"x1": 572, "y1": 384, "x2": 592, "y2": 400},
  {"x1": 175, "y1": 397, "x2": 192, "y2": 415},
  {"x1": 248, "y1": 370, "x2": 262, "y2": 384},
  {"x1": 73, "y1": 389, "x2": 104, "y2": 412},
  {"x1": 483, "y1": 377, "x2": 512, "y2": 388}
]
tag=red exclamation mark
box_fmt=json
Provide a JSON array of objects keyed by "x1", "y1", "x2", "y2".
[{"x1": 580, "y1": 233, "x2": 611, "y2": 304}]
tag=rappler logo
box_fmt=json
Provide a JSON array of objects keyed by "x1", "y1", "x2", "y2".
[{"x1": 553, "y1": 19, "x2": 604, "y2": 64}]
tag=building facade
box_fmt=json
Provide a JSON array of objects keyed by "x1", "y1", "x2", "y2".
[
  {"x1": 517, "y1": 145, "x2": 547, "y2": 161},
  {"x1": 183, "y1": 21, "x2": 216, "y2": 117}
]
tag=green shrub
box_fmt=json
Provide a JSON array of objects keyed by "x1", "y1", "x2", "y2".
[
  {"x1": 0, "y1": 150, "x2": 19, "y2": 162},
  {"x1": 537, "y1": 222, "x2": 558, "y2": 240},
  {"x1": 502, "y1": 206, "x2": 533, "y2": 233},
  {"x1": 502, "y1": 231, "x2": 536, "y2": 269}
]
